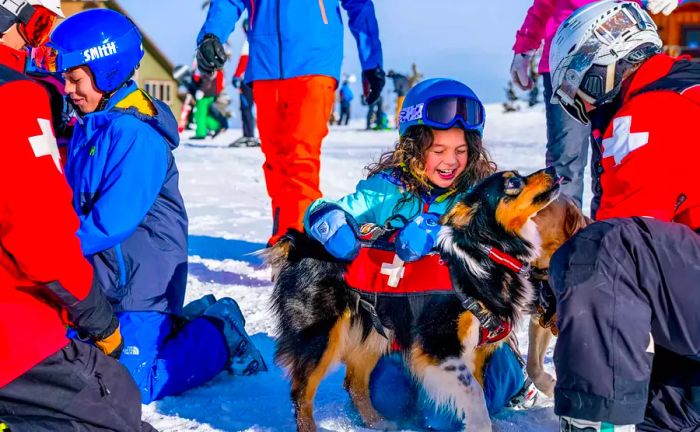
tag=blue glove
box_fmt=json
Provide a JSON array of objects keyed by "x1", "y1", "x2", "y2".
[
  {"x1": 308, "y1": 204, "x2": 360, "y2": 261},
  {"x1": 395, "y1": 213, "x2": 441, "y2": 262}
]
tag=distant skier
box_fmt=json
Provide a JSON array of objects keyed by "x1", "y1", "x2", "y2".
[
  {"x1": 196, "y1": 0, "x2": 385, "y2": 245},
  {"x1": 548, "y1": 2, "x2": 700, "y2": 431},
  {"x1": 230, "y1": 18, "x2": 259, "y2": 147},
  {"x1": 387, "y1": 70, "x2": 410, "y2": 128},
  {"x1": 338, "y1": 78, "x2": 354, "y2": 125}
]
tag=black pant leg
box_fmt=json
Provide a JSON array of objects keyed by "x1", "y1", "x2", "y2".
[
  {"x1": 551, "y1": 218, "x2": 700, "y2": 427},
  {"x1": 0, "y1": 340, "x2": 151, "y2": 432},
  {"x1": 240, "y1": 83, "x2": 255, "y2": 138}
]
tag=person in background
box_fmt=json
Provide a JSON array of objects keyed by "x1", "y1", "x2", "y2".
[
  {"x1": 192, "y1": 58, "x2": 227, "y2": 140},
  {"x1": 387, "y1": 70, "x2": 410, "y2": 128},
  {"x1": 0, "y1": 2, "x2": 151, "y2": 430},
  {"x1": 230, "y1": 17, "x2": 259, "y2": 147},
  {"x1": 196, "y1": 0, "x2": 385, "y2": 245},
  {"x1": 338, "y1": 77, "x2": 354, "y2": 125},
  {"x1": 43, "y1": 8, "x2": 266, "y2": 404},
  {"x1": 548, "y1": 2, "x2": 700, "y2": 431}
]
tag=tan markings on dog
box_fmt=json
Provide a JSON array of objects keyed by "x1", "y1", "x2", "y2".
[
  {"x1": 263, "y1": 238, "x2": 292, "y2": 281},
  {"x1": 292, "y1": 310, "x2": 351, "y2": 432},
  {"x1": 342, "y1": 323, "x2": 391, "y2": 428},
  {"x1": 496, "y1": 171, "x2": 555, "y2": 233},
  {"x1": 531, "y1": 195, "x2": 590, "y2": 273},
  {"x1": 456, "y1": 311, "x2": 498, "y2": 386},
  {"x1": 441, "y1": 201, "x2": 474, "y2": 228}
]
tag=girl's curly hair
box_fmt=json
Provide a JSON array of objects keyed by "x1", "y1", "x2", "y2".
[{"x1": 366, "y1": 126, "x2": 496, "y2": 196}]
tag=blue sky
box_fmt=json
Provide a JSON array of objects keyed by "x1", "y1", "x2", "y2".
[{"x1": 118, "y1": 0, "x2": 533, "y2": 104}]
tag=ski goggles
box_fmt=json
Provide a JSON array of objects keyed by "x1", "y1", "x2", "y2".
[
  {"x1": 551, "y1": 2, "x2": 655, "y2": 112},
  {"x1": 31, "y1": 43, "x2": 85, "y2": 74},
  {"x1": 399, "y1": 95, "x2": 484, "y2": 136},
  {"x1": 17, "y1": 5, "x2": 57, "y2": 47}
]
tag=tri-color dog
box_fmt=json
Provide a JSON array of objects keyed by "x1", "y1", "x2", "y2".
[{"x1": 268, "y1": 167, "x2": 561, "y2": 431}]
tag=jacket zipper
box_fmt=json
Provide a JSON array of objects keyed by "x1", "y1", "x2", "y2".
[
  {"x1": 318, "y1": 0, "x2": 328, "y2": 24},
  {"x1": 277, "y1": 0, "x2": 283, "y2": 78}
]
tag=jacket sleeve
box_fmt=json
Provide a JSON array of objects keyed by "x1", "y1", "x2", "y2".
[
  {"x1": 0, "y1": 81, "x2": 94, "y2": 299},
  {"x1": 341, "y1": 0, "x2": 383, "y2": 70},
  {"x1": 304, "y1": 175, "x2": 390, "y2": 231},
  {"x1": 512, "y1": 0, "x2": 556, "y2": 54},
  {"x1": 76, "y1": 117, "x2": 167, "y2": 256},
  {"x1": 197, "y1": 0, "x2": 245, "y2": 44},
  {"x1": 233, "y1": 39, "x2": 249, "y2": 79}
]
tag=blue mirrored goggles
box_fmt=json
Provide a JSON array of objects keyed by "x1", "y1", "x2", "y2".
[{"x1": 399, "y1": 96, "x2": 485, "y2": 136}]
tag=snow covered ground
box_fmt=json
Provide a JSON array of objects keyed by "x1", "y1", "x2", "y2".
[{"x1": 143, "y1": 104, "x2": 591, "y2": 431}]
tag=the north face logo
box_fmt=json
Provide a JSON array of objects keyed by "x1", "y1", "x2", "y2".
[
  {"x1": 83, "y1": 42, "x2": 118, "y2": 62},
  {"x1": 399, "y1": 103, "x2": 424, "y2": 124}
]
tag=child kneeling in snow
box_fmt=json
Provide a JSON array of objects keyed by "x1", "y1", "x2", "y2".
[
  {"x1": 304, "y1": 78, "x2": 533, "y2": 429},
  {"x1": 45, "y1": 8, "x2": 266, "y2": 404}
]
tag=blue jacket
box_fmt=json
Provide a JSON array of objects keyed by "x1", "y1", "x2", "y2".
[
  {"x1": 197, "y1": 0, "x2": 382, "y2": 83},
  {"x1": 340, "y1": 83, "x2": 354, "y2": 103},
  {"x1": 304, "y1": 170, "x2": 464, "y2": 230},
  {"x1": 65, "y1": 81, "x2": 188, "y2": 315}
]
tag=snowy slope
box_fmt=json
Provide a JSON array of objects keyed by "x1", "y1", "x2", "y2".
[{"x1": 143, "y1": 104, "x2": 587, "y2": 431}]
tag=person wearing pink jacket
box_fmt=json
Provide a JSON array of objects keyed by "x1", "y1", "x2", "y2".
[{"x1": 510, "y1": 0, "x2": 679, "y2": 212}]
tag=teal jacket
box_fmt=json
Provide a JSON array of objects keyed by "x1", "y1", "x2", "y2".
[{"x1": 304, "y1": 170, "x2": 464, "y2": 230}]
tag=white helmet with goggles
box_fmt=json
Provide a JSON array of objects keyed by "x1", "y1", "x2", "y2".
[
  {"x1": 549, "y1": 0, "x2": 662, "y2": 124},
  {"x1": 0, "y1": 0, "x2": 64, "y2": 47}
]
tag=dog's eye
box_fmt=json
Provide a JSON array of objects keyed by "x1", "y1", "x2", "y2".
[{"x1": 504, "y1": 177, "x2": 523, "y2": 196}]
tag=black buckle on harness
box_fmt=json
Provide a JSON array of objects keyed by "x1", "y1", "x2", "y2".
[{"x1": 349, "y1": 290, "x2": 389, "y2": 338}]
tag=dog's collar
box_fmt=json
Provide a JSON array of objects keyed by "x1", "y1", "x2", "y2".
[
  {"x1": 478, "y1": 244, "x2": 531, "y2": 277},
  {"x1": 459, "y1": 294, "x2": 512, "y2": 346}
]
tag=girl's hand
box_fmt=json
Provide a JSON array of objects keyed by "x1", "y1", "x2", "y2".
[
  {"x1": 308, "y1": 204, "x2": 360, "y2": 261},
  {"x1": 395, "y1": 213, "x2": 441, "y2": 262}
]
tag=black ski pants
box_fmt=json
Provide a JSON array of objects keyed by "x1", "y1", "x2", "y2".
[
  {"x1": 550, "y1": 217, "x2": 700, "y2": 431},
  {"x1": 0, "y1": 340, "x2": 155, "y2": 432},
  {"x1": 240, "y1": 82, "x2": 255, "y2": 138}
]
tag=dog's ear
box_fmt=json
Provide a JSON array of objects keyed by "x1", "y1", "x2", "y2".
[
  {"x1": 441, "y1": 202, "x2": 474, "y2": 228},
  {"x1": 563, "y1": 199, "x2": 590, "y2": 238}
]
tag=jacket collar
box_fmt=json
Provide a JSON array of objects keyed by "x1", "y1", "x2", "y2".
[{"x1": 622, "y1": 53, "x2": 676, "y2": 105}]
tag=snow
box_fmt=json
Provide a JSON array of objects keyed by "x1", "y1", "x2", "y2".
[{"x1": 143, "y1": 104, "x2": 587, "y2": 431}]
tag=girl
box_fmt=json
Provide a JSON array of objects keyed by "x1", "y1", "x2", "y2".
[
  {"x1": 305, "y1": 78, "x2": 530, "y2": 429},
  {"x1": 42, "y1": 8, "x2": 265, "y2": 404}
]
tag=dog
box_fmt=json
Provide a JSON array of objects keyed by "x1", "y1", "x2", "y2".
[
  {"x1": 268, "y1": 167, "x2": 561, "y2": 432},
  {"x1": 525, "y1": 195, "x2": 592, "y2": 397}
]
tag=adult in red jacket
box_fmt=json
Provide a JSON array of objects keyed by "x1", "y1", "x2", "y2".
[
  {"x1": 547, "y1": 2, "x2": 700, "y2": 431},
  {"x1": 0, "y1": 2, "x2": 152, "y2": 431}
]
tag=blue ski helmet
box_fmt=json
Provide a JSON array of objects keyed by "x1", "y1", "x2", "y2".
[
  {"x1": 398, "y1": 78, "x2": 485, "y2": 138},
  {"x1": 46, "y1": 8, "x2": 144, "y2": 92}
]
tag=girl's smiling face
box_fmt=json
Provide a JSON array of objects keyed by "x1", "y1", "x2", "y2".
[{"x1": 424, "y1": 127, "x2": 468, "y2": 188}]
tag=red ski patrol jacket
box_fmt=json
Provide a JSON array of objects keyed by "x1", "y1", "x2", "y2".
[
  {"x1": 595, "y1": 54, "x2": 700, "y2": 231},
  {"x1": 0, "y1": 44, "x2": 97, "y2": 387}
]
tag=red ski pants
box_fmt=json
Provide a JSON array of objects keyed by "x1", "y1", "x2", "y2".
[{"x1": 253, "y1": 75, "x2": 336, "y2": 244}]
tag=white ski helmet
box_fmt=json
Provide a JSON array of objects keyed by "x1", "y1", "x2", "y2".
[
  {"x1": 549, "y1": 0, "x2": 662, "y2": 124},
  {"x1": 27, "y1": 0, "x2": 64, "y2": 18}
]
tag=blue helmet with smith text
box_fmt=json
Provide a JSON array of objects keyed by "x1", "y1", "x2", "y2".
[
  {"x1": 398, "y1": 78, "x2": 485, "y2": 138},
  {"x1": 47, "y1": 8, "x2": 144, "y2": 92}
]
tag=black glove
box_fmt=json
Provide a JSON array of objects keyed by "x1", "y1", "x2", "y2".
[
  {"x1": 196, "y1": 34, "x2": 227, "y2": 74},
  {"x1": 231, "y1": 76, "x2": 242, "y2": 88},
  {"x1": 362, "y1": 67, "x2": 386, "y2": 105}
]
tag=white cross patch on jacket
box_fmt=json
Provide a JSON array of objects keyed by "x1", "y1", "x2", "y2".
[
  {"x1": 602, "y1": 116, "x2": 649, "y2": 166},
  {"x1": 28, "y1": 118, "x2": 62, "y2": 174}
]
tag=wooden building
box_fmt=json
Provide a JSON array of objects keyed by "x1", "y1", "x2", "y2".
[
  {"x1": 653, "y1": 0, "x2": 700, "y2": 59},
  {"x1": 60, "y1": 0, "x2": 183, "y2": 116}
]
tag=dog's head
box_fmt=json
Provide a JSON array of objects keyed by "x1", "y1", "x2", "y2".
[
  {"x1": 437, "y1": 168, "x2": 561, "y2": 319},
  {"x1": 441, "y1": 167, "x2": 562, "y2": 256}
]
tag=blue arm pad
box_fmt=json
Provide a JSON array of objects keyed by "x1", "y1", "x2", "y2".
[
  {"x1": 308, "y1": 203, "x2": 360, "y2": 261},
  {"x1": 395, "y1": 213, "x2": 441, "y2": 262}
]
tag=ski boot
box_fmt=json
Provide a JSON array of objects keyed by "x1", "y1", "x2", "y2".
[
  {"x1": 245, "y1": 137, "x2": 261, "y2": 147},
  {"x1": 228, "y1": 136, "x2": 252, "y2": 147},
  {"x1": 202, "y1": 297, "x2": 268, "y2": 375},
  {"x1": 182, "y1": 294, "x2": 217, "y2": 321},
  {"x1": 507, "y1": 376, "x2": 539, "y2": 409},
  {"x1": 560, "y1": 417, "x2": 635, "y2": 431}
]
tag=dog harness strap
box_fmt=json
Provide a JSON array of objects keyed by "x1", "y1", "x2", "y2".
[
  {"x1": 457, "y1": 292, "x2": 512, "y2": 346},
  {"x1": 480, "y1": 245, "x2": 531, "y2": 277}
]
